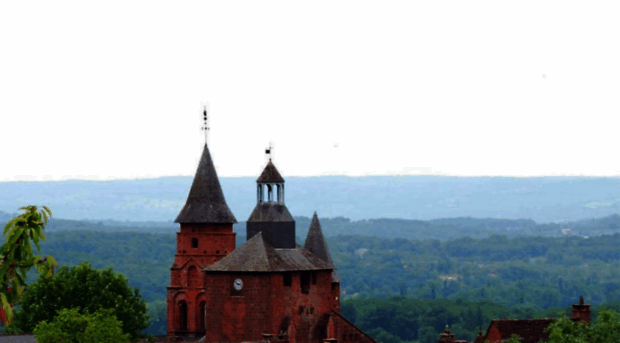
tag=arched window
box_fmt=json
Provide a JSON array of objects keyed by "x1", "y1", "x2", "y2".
[
  {"x1": 198, "y1": 301, "x2": 206, "y2": 331},
  {"x1": 191, "y1": 238, "x2": 198, "y2": 249},
  {"x1": 256, "y1": 183, "x2": 265, "y2": 203},
  {"x1": 178, "y1": 300, "x2": 187, "y2": 331},
  {"x1": 267, "y1": 184, "x2": 273, "y2": 202}
]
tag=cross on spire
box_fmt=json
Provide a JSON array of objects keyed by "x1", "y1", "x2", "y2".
[{"x1": 201, "y1": 106, "x2": 209, "y2": 143}]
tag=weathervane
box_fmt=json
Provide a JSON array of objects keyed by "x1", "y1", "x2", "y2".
[
  {"x1": 265, "y1": 142, "x2": 273, "y2": 161},
  {"x1": 201, "y1": 106, "x2": 209, "y2": 143}
]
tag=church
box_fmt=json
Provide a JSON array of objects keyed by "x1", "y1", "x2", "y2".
[{"x1": 166, "y1": 129, "x2": 377, "y2": 342}]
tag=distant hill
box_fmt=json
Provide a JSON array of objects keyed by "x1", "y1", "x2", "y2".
[{"x1": 0, "y1": 176, "x2": 619, "y2": 223}]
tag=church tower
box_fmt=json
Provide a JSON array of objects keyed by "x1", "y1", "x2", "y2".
[
  {"x1": 246, "y1": 155, "x2": 296, "y2": 248},
  {"x1": 167, "y1": 136, "x2": 237, "y2": 338}
]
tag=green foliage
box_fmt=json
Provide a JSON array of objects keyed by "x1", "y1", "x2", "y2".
[
  {"x1": 543, "y1": 316, "x2": 589, "y2": 343},
  {"x1": 504, "y1": 334, "x2": 522, "y2": 343},
  {"x1": 341, "y1": 299, "x2": 357, "y2": 323},
  {"x1": 33, "y1": 307, "x2": 131, "y2": 343},
  {"x1": 417, "y1": 325, "x2": 437, "y2": 343},
  {"x1": 9, "y1": 260, "x2": 151, "y2": 341},
  {"x1": 588, "y1": 310, "x2": 620, "y2": 342},
  {"x1": 6, "y1": 213, "x2": 620, "y2": 338},
  {"x1": 367, "y1": 327, "x2": 401, "y2": 343},
  {"x1": 0, "y1": 205, "x2": 58, "y2": 326},
  {"x1": 542, "y1": 310, "x2": 620, "y2": 343}
]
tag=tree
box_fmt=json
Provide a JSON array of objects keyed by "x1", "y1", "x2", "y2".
[
  {"x1": 542, "y1": 316, "x2": 589, "y2": 343},
  {"x1": 367, "y1": 327, "x2": 400, "y2": 343},
  {"x1": 341, "y1": 299, "x2": 357, "y2": 323},
  {"x1": 587, "y1": 310, "x2": 620, "y2": 342},
  {"x1": 0, "y1": 206, "x2": 58, "y2": 327},
  {"x1": 542, "y1": 310, "x2": 620, "y2": 343},
  {"x1": 8, "y1": 260, "x2": 151, "y2": 342},
  {"x1": 33, "y1": 307, "x2": 131, "y2": 343},
  {"x1": 504, "y1": 334, "x2": 523, "y2": 343},
  {"x1": 417, "y1": 325, "x2": 437, "y2": 343}
]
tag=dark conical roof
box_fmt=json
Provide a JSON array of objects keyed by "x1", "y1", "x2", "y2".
[
  {"x1": 257, "y1": 160, "x2": 284, "y2": 183},
  {"x1": 304, "y1": 212, "x2": 340, "y2": 283},
  {"x1": 175, "y1": 143, "x2": 237, "y2": 224}
]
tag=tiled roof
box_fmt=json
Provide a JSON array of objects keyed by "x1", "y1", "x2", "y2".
[
  {"x1": 175, "y1": 143, "x2": 237, "y2": 224},
  {"x1": 247, "y1": 203, "x2": 294, "y2": 222},
  {"x1": 304, "y1": 212, "x2": 340, "y2": 283},
  {"x1": 485, "y1": 318, "x2": 556, "y2": 343},
  {"x1": 257, "y1": 160, "x2": 284, "y2": 183},
  {"x1": 203, "y1": 232, "x2": 334, "y2": 272}
]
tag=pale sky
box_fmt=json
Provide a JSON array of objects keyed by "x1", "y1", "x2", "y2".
[{"x1": 1, "y1": 1, "x2": 619, "y2": 181}]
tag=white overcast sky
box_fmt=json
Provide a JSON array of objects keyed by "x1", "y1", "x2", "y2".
[{"x1": 1, "y1": 1, "x2": 619, "y2": 181}]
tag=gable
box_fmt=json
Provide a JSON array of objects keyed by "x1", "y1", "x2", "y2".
[{"x1": 172, "y1": 257, "x2": 200, "y2": 271}]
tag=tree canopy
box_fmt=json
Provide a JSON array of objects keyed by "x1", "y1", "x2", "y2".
[
  {"x1": 8, "y1": 260, "x2": 151, "y2": 342},
  {"x1": 542, "y1": 310, "x2": 620, "y2": 343},
  {"x1": 0, "y1": 205, "x2": 57, "y2": 326},
  {"x1": 33, "y1": 307, "x2": 131, "y2": 343}
]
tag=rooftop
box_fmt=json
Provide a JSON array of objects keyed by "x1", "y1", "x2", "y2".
[
  {"x1": 204, "y1": 231, "x2": 335, "y2": 272},
  {"x1": 175, "y1": 143, "x2": 237, "y2": 224}
]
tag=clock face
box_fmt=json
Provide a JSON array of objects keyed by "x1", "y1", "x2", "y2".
[{"x1": 234, "y1": 278, "x2": 243, "y2": 291}]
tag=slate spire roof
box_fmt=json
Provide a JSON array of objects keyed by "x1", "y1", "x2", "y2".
[
  {"x1": 257, "y1": 160, "x2": 284, "y2": 183},
  {"x1": 204, "y1": 231, "x2": 334, "y2": 272},
  {"x1": 304, "y1": 212, "x2": 340, "y2": 283},
  {"x1": 175, "y1": 143, "x2": 237, "y2": 224}
]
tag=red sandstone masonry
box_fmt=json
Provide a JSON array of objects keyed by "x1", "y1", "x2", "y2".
[{"x1": 168, "y1": 223, "x2": 236, "y2": 338}]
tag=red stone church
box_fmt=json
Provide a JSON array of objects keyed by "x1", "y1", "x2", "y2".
[{"x1": 166, "y1": 141, "x2": 377, "y2": 343}]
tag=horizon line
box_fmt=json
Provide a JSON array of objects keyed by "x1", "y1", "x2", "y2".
[{"x1": 3, "y1": 174, "x2": 620, "y2": 183}]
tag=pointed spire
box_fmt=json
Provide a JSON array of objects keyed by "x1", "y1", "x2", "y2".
[
  {"x1": 304, "y1": 212, "x2": 340, "y2": 283},
  {"x1": 257, "y1": 160, "x2": 284, "y2": 183},
  {"x1": 304, "y1": 212, "x2": 333, "y2": 263},
  {"x1": 175, "y1": 143, "x2": 237, "y2": 223}
]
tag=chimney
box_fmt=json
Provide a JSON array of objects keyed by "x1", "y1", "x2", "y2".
[{"x1": 571, "y1": 295, "x2": 591, "y2": 325}]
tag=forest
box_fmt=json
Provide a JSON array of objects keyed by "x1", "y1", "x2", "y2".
[{"x1": 2, "y1": 213, "x2": 620, "y2": 342}]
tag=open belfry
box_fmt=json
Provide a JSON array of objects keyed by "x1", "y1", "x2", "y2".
[{"x1": 167, "y1": 112, "x2": 377, "y2": 342}]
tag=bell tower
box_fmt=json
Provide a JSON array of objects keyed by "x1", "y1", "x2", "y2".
[
  {"x1": 246, "y1": 146, "x2": 296, "y2": 248},
  {"x1": 167, "y1": 108, "x2": 237, "y2": 339}
]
